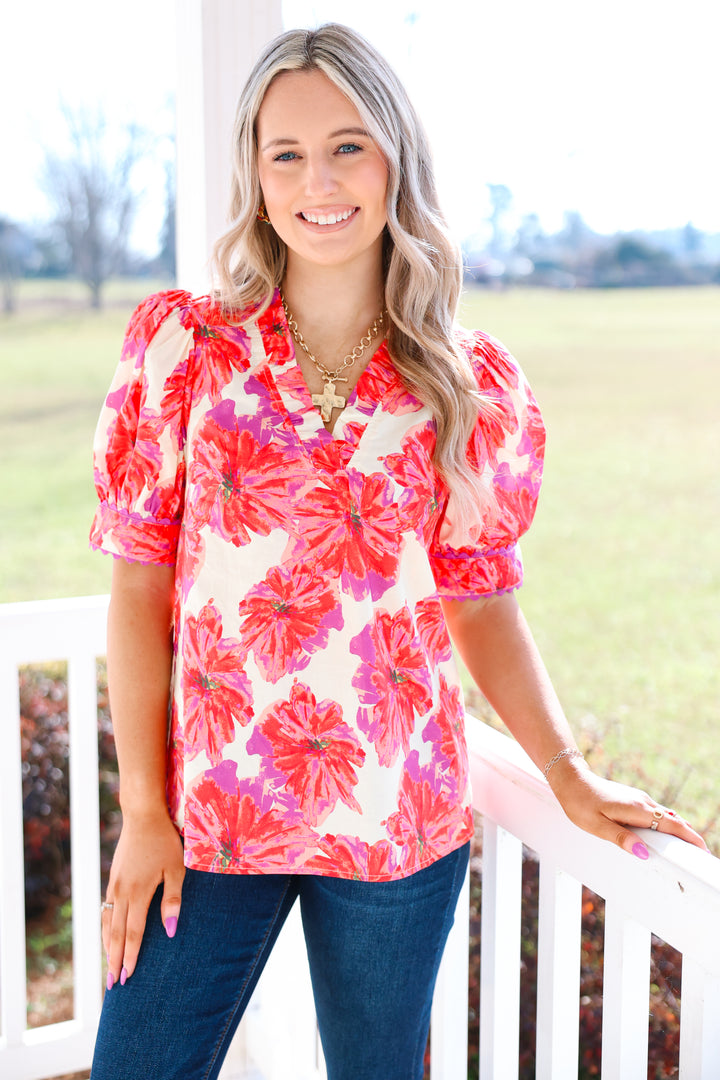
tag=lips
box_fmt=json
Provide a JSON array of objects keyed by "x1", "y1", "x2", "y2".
[{"x1": 299, "y1": 207, "x2": 359, "y2": 226}]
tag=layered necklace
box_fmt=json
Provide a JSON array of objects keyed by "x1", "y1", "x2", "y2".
[{"x1": 280, "y1": 291, "x2": 385, "y2": 422}]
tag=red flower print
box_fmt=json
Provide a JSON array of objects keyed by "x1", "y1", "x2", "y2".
[
  {"x1": 290, "y1": 469, "x2": 402, "y2": 600},
  {"x1": 104, "y1": 381, "x2": 166, "y2": 508},
  {"x1": 471, "y1": 332, "x2": 520, "y2": 390},
  {"x1": 89, "y1": 504, "x2": 179, "y2": 565},
  {"x1": 309, "y1": 441, "x2": 356, "y2": 476},
  {"x1": 158, "y1": 359, "x2": 189, "y2": 443},
  {"x1": 354, "y1": 343, "x2": 421, "y2": 416},
  {"x1": 304, "y1": 834, "x2": 399, "y2": 880},
  {"x1": 188, "y1": 313, "x2": 253, "y2": 404},
  {"x1": 237, "y1": 562, "x2": 344, "y2": 683},
  {"x1": 182, "y1": 601, "x2": 253, "y2": 763},
  {"x1": 383, "y1": 425, "x2": 446, "y2": 543},
  {"x1": 188, "y1": 409, "x2": 308, "y2": 545},
  {"x1": 421, "y1": 674, "x2": 468, "y2": 796},
  {"x1": 429, "y1": 543, "x2": 524, "y2": 597},
  {"x1": 350, "y1": 606, "x2": 433, "y2": 766},
  {"x1": 414, "y1": 596, "x2": 452, "y2": 666},
  {"x1": 249, "y1": 681, "x2": 365, "y2": 825},
  {"x1": 184, "y1": 773, "x2": 317, "y2": 871},
  {"x1": 257, "y1": 291, "x2": 295, "y2": 364},
  {"x1": 383, "y1": 766, "x2": 471, "y2": 873}
]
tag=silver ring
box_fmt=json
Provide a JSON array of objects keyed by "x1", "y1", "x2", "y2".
[
  {"x1": 649, "y1": 808, "x2": 664, "y2": 831},
  {"x1": 101, "y1": 901, "x2": 114, "y2": 912}
]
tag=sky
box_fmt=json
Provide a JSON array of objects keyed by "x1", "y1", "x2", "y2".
[{"x1": 2, "y1": 0, "x2": 719, "y2": 254}]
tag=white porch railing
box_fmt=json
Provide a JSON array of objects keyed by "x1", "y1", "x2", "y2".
[{"x1": 2, "y1": 597, "x2": 720, "y2": 1080}]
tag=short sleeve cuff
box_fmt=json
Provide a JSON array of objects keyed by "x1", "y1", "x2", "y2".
[
  {"x1": 89, "y1": 502, "x2": 180, "y2": 566},
  {"x1": 429, "y1": 543, "x2": 524, "y2": 600}
]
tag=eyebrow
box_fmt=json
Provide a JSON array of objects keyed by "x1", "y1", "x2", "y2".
[{"x1": 260, "y1": 127, "x2": 370, "y2": 151}]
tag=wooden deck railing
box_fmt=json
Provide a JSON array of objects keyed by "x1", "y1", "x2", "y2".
[{"x1": 2, "y1": 596, "x2": 719, "y2": 1079}]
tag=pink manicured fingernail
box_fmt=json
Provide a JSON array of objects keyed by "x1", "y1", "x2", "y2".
[
  {"x1": 120, "y1": 966, "x2": 128, "y2": 986},
  {"x1": 106, "y1": 971, "x2": 115, "y2": 990},
  {"x1": 165, "y1": 916, "x2": 178, "y2": 938},
  {"x1": 633, "y1": 842, "x2": 649, "y2": 860}
]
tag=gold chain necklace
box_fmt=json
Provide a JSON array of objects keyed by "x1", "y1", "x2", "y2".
[{"x1": 280, "y1": 291, "x2": 385, "y2": 421}]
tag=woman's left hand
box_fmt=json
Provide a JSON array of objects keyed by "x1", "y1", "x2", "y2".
[{"x1": 547, "y1": 759, "x2": 709, "y2": 857}]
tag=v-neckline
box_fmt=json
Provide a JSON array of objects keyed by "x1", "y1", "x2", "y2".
[{"x1": 255, "y1": 289, "x2": 390, "y2": 451}]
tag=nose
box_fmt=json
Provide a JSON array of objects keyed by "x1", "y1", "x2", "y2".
[{"x1": 303, "y1": 153, "x2": 339, "y2": 199}]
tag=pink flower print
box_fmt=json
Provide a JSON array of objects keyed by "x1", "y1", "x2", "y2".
[
  {"x1": 414, "y1": 596, "x2": 452, "y2": 666},
  {"x1": 187, "y1": 408, "x2": 307, "y2": 545},
  {"x1": 176, "y1": 522, "x2": 206, "y2": 599},
  {"x1": 237, "y1": 562, "x2": 344, "y2": 684},
  {"x1": 383, "y1": 425, "x2": 446, "y2": 543},
  {"x1": 274, "y1": 363, "x2": 312, "y2": 408},
  {"x1": 166, "y1": 701, "x2": 185, "y2": 823},
  {"x1": 421, "y1": 674, "x2": 468, "y2": 796},
  {"x1": 181, "y1": 601, "x2": 253, "y2": 763},
  {"x1": 305, "y1": 835, "x2": 399, "y2": 880},
  {"x1": 249, "y1": 681, "x2": 365, "y2": 825},
  {"x1": 184, "y1": 772, "x2": 317, "y2": 871},
  {"x1": 350, "y1": 606, "x2": 433, "y2": 766},
  {"x1": 290, "y1": 469, "x2": 402, "y2": 600},
  {"x1": 121, "y1": 290, "x2": 193, "y2": 369},
  {"x1": 89, "y1": 504, "x2": 179, "y2": 565},
  {"x1": 383, "y1": 766, "x2": 468, "y2": 873}
]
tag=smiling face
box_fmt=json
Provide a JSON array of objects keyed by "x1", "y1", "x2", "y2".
[{"x1": 256, "y1": 69, "x2": 389, "y2": 276}]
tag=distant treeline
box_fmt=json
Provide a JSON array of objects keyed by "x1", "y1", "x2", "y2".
[{"x1": 464, "y1": 187, "x2": 720, "y2": 288}]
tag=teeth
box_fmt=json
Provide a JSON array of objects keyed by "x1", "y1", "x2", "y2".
[{"x1": 302, "y1": 208, "x2": 355, "y2": 225}]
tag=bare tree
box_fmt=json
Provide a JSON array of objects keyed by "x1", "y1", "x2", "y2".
[{"x1": 41, "y1": 107, "x2": 145, "y2": 308}]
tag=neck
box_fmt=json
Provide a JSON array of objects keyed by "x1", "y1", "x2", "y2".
[{"x1": 281, "y1": 251, "x2": 385, "y2": 348}]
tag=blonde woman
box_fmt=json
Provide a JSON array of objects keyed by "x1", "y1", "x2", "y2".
[{"x1": 90, "y1": 23, "x2": 705, "y2": 1080}]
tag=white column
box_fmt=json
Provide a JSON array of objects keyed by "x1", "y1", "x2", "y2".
[{"x1": 175, "y1": 0, "x2": 283, "y2": 294}]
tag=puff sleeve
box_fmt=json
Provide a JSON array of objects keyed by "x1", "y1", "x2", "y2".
[
  {"x1": 428, "y1": 330, "x2": 546, "y2": 599},
  {"x1": 89, "y1": 290, "x2": 195, "y2": 565}
]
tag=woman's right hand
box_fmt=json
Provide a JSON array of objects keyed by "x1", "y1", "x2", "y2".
[{"x1": 102, "y1": 809, "x2": 185, "y2": 987}]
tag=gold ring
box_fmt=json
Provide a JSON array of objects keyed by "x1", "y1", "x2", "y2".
[{"x1": 649, "y1": 808, "x2": 664, "y2": 831}]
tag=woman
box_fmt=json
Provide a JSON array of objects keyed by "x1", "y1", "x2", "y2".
[{"x1": 89, "y1": 23, "x2": 705, "y2": 1080}]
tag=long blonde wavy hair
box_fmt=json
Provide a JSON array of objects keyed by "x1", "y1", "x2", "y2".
[{"x1": 213, "y1": 23, "x2": 495, "y2": 528}]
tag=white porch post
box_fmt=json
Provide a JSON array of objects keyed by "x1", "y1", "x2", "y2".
[{"x1": 175, "y1": 0, "x2": 283, "y2": 294}]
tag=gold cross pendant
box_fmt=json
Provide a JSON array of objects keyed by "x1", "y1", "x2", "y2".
[{"x1": 311, "y1": 381, "x2": 346, "y2": 422}]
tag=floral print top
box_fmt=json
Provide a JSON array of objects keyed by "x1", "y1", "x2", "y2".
[{"x1": 90, "y1": 289, "x2": 545, "y2": 881}]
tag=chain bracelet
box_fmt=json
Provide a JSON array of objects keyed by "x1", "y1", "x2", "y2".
[{"x1": 543, "y1": 747, "x2": 585, "y2": 780}]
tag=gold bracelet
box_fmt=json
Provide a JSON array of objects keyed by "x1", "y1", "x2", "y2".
[{"x1": 543, "y1": 747, "x2": 584, "y2": 780}]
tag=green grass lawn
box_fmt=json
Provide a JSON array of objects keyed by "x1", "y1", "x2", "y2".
[{"x1": 3, "y1": 280, "x2": 719, "y2": 838}]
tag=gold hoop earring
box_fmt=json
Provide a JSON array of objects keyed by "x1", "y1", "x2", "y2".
[{"x1": 257, "y1": 203, "x2": 270, "y2": 223}]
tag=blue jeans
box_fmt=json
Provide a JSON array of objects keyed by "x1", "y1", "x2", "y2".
[{"x1": 91, "y1": 842, "x2": 469, "y2": 1080}]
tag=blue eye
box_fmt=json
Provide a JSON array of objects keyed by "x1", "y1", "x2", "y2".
[
  {"x1": 273, "y1": 151, "x2": 298, "y2": 162},
  {"x1": 337, "y1": 143, "x2": 362, "y2": 155}
]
